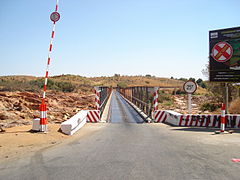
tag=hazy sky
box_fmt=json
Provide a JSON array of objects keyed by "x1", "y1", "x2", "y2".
[{"x1": 0, "y1": 0, "x2": 239, "y2": 79}]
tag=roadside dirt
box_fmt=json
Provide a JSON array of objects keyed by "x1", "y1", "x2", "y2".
[
  {"x1": 0, "y1": 124, "x2": 68, "y2": 162},
  {"x1": 158, "y1": 94, "x2": 221, "y2": 114},
  {"x1": 0, "y1": 123, "x2": 107, "y2": 163}
]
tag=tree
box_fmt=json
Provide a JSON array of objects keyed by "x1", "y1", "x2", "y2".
[{"x1": 189, "y1": 77, "x2": 196, "y2": 82}]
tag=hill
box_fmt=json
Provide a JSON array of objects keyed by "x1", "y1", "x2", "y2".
[
  {"x1": 0, "y1": 74, "x2": 208, "y2": 129},
  {"x1": 0, "y1": 74, "x2": 186, "y2": 93}
]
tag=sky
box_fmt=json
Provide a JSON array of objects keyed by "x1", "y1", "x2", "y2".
[{"x1": 0, "y1": 0, "x2": 239, "y2": 80}]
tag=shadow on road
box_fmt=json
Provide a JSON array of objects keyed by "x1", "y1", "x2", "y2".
[{"x1": 170, "y1": 127, "x2": 240, "y2": 134}]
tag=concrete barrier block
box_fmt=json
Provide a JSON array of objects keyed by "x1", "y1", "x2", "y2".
[
  {"x1": 87, "y1": 110, "x2": 100, "y2": 123},
  {"x1": 165, "y1": 111, "x2": 182, "y2": 125},
  {"x1": 61, "y1": 110, "x2": 88, "y2": 135},
  {"x1": 32, "y1": 118, "x2": 40, "y2": 131}
]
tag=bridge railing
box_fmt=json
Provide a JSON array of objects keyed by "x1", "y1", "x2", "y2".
[
  {"x1": 118, "y1": 86, "x2": 156, "y2": 119},
  {"x1": 118, "y1": 86, "x2": 182, "y2": 121},
  {"x1": 95, "y1": 86, "x2": 112, "y2": 116}
]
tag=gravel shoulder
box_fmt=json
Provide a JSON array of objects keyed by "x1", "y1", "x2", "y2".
[{"x1": 0, "y1": 123, "x2": 107, "y2": 163}]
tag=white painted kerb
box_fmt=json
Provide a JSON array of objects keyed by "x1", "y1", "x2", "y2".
[{"x1": 61, "y1": 110, "x2": 88, "y2": 135}]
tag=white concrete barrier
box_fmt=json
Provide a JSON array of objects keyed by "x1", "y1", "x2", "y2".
[
  {"x1": 154, "y1": 110, "x2": 240, "y2": 128},
  {"x1": 32, "y1": 118, "x2": 40, "y2": 131},
  {"x1": 61, "y1": 110, "x2": 88, "y2": 135},
  {"x1": 165, "y1": 111, "x2": 182, "y2": 126}
]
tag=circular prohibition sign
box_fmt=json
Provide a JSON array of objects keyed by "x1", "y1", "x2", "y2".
[
  {"x1": 50, "y1": 12, "x2": 60, "y2": 22},
  {"x1": 211, "y1": 41, "x2": 233, "y2": 62},
  {"x1": 183, "y1": 81, "x2": 197, "y2": 94}
]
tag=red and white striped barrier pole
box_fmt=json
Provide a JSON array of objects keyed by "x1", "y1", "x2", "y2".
[
  {"x1": 220, "y1": 103, "x2": 226, "y2": 132},
  {"x1": 39, "y1": 0, "x2": 60, "y2": 132},
  {"x1": 39, "y1": 102, "x2": 47, "y2": 131},
  {"x1": 94, "y1": 87, "x2": 101, "y2": 111},
  {"x1": 153, "y1": 87, "x2": 159, "y2": 111},
  {"x1": 153, "y1": 87, "x2": 159, "y2": 119}
]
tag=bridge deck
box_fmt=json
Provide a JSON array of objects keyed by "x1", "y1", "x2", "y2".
[{"x1": 108, "y1": 90, "x2": 144, "y2": 123}]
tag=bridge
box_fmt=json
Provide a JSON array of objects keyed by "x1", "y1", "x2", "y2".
[{"x1": 1, "y1": 86, "x2": 240, "y2": 180}]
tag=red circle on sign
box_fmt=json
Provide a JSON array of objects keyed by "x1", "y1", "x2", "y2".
[
  {"x1": 212, "y1": 42, "x2": 233, "y2": 62},
  {"x1": 50, "y1": 12, "x2": 60, "y2": 22}
]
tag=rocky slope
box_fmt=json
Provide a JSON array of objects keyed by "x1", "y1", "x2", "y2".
[{"x1": 0, "y1": 91, "x2": 95, "y2": 128}]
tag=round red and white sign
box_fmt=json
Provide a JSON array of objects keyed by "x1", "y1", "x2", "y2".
[
  {"x1": 183, "y1": 81, "x2": 197, "y2": 94},
  {"x1": 50, "y1": 12, "x2": 60, "y2": 22},
  {"x1": 211, "y1": 41, "x2": 233, "y2": 62}
]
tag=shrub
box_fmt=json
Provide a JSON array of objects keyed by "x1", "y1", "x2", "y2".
[
  {"x1": 117, "y1": 82, "x2": 127, "y2": 88},
  {"x1": 29, "y1": 79, "x2": 75, "y2": 92},
  {"x1": 229, "y1": 98, "x2": 240, "y2": 114},
  {"x1": 200, "y1": 103, "x2": 219, "y2": 112},
  {"x1": 175, "y1": 89, "x2": 186, "y2": 95},
  {"x1": 163, "y1": 100, "x2": 173, "y2": 106},
  {"x1": 55, "y1": 81, "x2": 75, "y2": 92},
  {"x1": 158, "y1": 92, "x2": 173, "y2": 103}
]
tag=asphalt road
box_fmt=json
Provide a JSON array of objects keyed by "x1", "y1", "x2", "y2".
[{"x1": 1, "y1": 92, "x2": 240, "y2": 180}]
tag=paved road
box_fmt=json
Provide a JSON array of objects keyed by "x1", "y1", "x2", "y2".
[
  {"x1": 109, "y1": 91, "x2": 144, "y2": 123},
  {"x1": 1, "y1": 92, "x2": 240, "y2": 180}
]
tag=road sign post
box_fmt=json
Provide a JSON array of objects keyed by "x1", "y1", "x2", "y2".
[
  {"x1": 183, "y1": 81, "x2": 197, "y2": 114},
  {"x1": 188, "y1": 93, "x2": 192, "y2": 114}
]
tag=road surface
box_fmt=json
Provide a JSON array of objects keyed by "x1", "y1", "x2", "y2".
[
  {"x1": 1, "y1": 91, "x2": 240, "y2": 180},
  {"x1": 108, "y1": 91, "x2": 144, "y2": 123}
]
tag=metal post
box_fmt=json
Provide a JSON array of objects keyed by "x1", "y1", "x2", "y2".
[
  {"x1": 225, "y1": 83, "x2": 228, "y2": 114},
  {"x1": 188, "y1": 93, "x2": 192, "y2": 114}
]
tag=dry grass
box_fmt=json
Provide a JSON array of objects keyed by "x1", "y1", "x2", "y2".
[
  {"x1": 0, "y1": 75, "x2": 187, "y2": 92},
  {"x1": 90, "y1": 75, "x2": 184, "y2": 87},
  {"x1": 229, "y1": 98, "x2": 240, "y2": 114}
]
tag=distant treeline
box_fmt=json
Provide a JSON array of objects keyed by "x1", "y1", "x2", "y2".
[{"x1": 0, "y1": 77, "x2": 91, "y2": 93}]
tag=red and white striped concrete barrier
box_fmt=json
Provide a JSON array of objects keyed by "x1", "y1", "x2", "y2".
[
  {"x1": 154, "y1": 110, "x2": 240, "y2": 129},
  {"x1": 178, "y1": 115, "x2": 221, "y2": 127},
  {"x1": 61, "y1": 109, "x2": 102, "y2": 135},
  {"x1": 177, "y1": 114, "x2": 240, "y2": 128},
  {"x1": 87, "y1": 110, "x2": 100, "y2": 123},
  {"x1": 154, "y1": 110, "x2": 168, "y2": 123}
]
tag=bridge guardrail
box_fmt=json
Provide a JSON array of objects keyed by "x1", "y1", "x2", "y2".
[
  {"x1": 117, "y1": 86, "x2": 182, "y2": 121},
  {"x1": 94, "y1": 86, "x2": 112, "y2": 117},
  {"x1": 117, "y1": 86, "x2": 156, "y2": 120}
]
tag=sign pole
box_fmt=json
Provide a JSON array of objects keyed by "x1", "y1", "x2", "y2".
[
  {"x1": 188, "y1": 93, "x2": 192, "y2": 114},
  {"x1": 225, "y1": 83, "x2": 229, "y2": 114},
  {"x1": 183, "y1": 80, "x2": 197, "y2": 115}
]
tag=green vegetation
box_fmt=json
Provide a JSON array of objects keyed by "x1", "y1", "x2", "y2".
[
  {"x1": 0, "y1": 75, "x2": 92, "y2": 93},
  {"x1": 200, "y1": 103, "x2": 220, "y2": 112}
]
